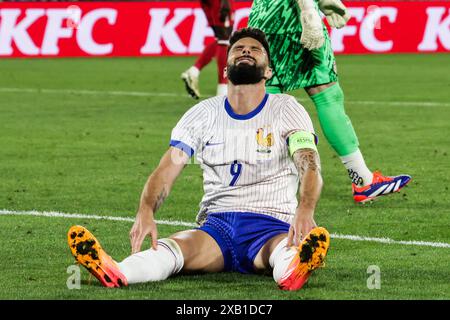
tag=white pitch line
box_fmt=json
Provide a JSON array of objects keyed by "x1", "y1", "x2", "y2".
[
  {"x1": 330, "y1": 233, "x2": 450, "y2": 249},
  {"x1": 0, "y1": 87, "x2": 181, "y2": 98},
  {"x1": 344, "y1": 100, "x2": 450, "y2": 107},
  {"x1": 0, "y1": 209, "x2": 196, "y2": 228},
  {"x1": 1, "y1": 87, "x2": 449, "y2": 107},
  {"x1": 295, "y1": 97, "x2": 450, "y2": 108},
  {"x1": 1, "y1": 209, "x2": 449, "y2": 249}
]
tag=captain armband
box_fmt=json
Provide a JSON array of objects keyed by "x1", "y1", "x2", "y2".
[{"x1": 288, "y1": 131, "x2": 318, "y2": 157}]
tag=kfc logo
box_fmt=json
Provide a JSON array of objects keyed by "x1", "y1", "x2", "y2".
[
  {"x1": 0, "y1": 2, "x2": 448, "y2": 57},
  {"x1": 0, "y1": 7, "x2": 117, "y2": 55},
  {"x1": 330, "y1": 7, "x2": 398, "y2": 53},
  {"x1": 418, "y1": 7, "x2": 450, "y2": 51}
]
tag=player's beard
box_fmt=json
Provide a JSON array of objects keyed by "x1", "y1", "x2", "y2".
[{"x1": 227, "y1": 61, "x2": 266, "y2": 85}]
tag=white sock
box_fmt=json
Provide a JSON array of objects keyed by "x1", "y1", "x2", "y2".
[
  {"x1": 216, "y1": 84, "x2": 227, "y2": 96},
  {"x1": 117, "y1": 238, "x2": 184, "y2": 284},
  {"x1": 189, "y1": 66, "x2": 200, "y2": 78},
  {"x1": 269, "y1": 238, "x2": 297, "y2": 283},
  {"x1": 340, "y1": 149, "x2": 373, "y2": 187}
]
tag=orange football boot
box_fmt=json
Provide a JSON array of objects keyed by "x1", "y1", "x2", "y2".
[
  {"x1": 67, "y1": 225, "x2": 128, "y2": 288},
  {"x1": 278, "y1": 227, "x2": 330, "y2": 291}
]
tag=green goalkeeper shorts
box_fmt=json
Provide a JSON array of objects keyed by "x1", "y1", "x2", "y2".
[{"x1": 248, "y1": 0, "x2": 338, "y2": 92}]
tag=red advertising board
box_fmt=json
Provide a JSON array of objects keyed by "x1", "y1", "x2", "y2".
[{"x1": 0, "y1": 1, "x2": 448, "y2": 57}]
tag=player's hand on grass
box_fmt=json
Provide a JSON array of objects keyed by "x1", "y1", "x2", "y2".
[
  {"x1": 300, "y1": 8, "x2": 325, "y2": 50},
  {"x1": 287, "y1": 209, "x2": 317, "y2": 247},
  {"x1": 318, "y1": 0, "x2": 351, "y2": 29},
  {"x1": 130, "y1": 211, "x2": 158, "y2": 253}
]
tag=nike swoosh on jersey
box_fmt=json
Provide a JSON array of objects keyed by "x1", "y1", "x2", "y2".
[{"x1": 205, "y1": 142, "x2": 224, "y2": 147}]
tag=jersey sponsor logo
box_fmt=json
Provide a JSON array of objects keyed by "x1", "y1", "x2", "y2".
[{"x1": 256, "y1": 127, "x2": 273, "y2": 154}]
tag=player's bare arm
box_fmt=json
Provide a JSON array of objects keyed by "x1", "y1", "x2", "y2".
[
  {"x1": 130, "y1": 147, "x2": 189, "y2": 253},
  {"x1": 288, "y1": 147, "x2": 323, "y2": 246}
]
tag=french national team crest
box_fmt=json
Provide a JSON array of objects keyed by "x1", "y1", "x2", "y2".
[{"x1": 256, "y1": 126, "x2": 273, "y2": 154}]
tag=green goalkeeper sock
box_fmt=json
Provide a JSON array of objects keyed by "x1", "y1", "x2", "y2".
[{"x1": 310, "y1": 82, "x2": 359, "y2": 157}]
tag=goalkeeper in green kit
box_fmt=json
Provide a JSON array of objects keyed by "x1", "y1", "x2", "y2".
[{"x1": 249, "y1": 0, "x2": 411, "y2": 203}]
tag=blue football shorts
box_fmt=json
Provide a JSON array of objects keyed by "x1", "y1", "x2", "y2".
[{"x1": 197, "y1": 212, "x2": 290, "y2": 274}]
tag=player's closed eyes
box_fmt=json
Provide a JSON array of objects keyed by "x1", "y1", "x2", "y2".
[{"x1": 232, "y1": 46, "x2": 262, "y2": 53}]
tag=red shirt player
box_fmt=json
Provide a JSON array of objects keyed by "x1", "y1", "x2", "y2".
[{"x1": 181, "y1": 0, "x2": 234, "y2": 99}]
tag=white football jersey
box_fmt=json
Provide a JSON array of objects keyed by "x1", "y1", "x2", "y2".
[{"x1": 170, "y1": 93, "x2": 316, "y2": 225}]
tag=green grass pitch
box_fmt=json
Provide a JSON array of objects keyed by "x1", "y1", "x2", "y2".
[{"x1": 0, "y1": 54, "x2": 449, "y2": 300}]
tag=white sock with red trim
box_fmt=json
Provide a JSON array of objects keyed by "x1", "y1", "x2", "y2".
[{"x1": 269, "y1": 238, "x2": 297, "y2": 283}]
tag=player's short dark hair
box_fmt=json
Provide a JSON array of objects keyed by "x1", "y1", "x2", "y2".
[{"x1": 228, "y1": 27, "x2": 271, "y2": 65}]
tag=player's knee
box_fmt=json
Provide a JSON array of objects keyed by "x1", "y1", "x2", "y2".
[
  {"x1": 306, "y1": 81, "x2": 339, "y2": 98},
  {"x1": 310, "y1": 82, "x2": 345, "y2": 111},
  {"x1": 170, "y1": 230, "x2": 224, "y2": 272},
  {"x1": 332, "y1": 82, "x2": 344, "y2": 103}
]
